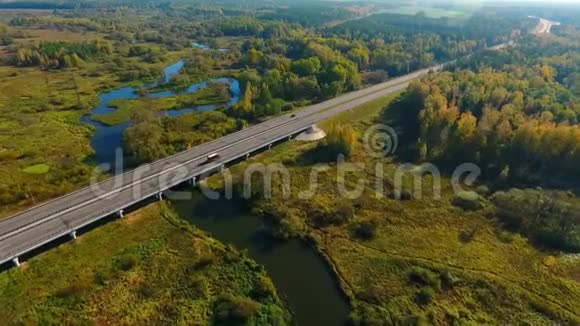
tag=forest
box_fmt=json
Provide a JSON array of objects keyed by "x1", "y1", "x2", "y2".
[{"x1": 384, "y1": 23, "x2": 580, "y2": 253}]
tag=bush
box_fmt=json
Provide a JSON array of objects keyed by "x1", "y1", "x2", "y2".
[
  {"x1": 439, "y1": 271, "x2": 460, "y2": 289},
  {"x1": 350, "y1": 305, "x2": 402, "y2": 326},
  {"x1": 252, "y1": 275, "x2": 277, "y2": 299},
  {"x1": 54, "y1": 284, "x2": 87, "y2": 299},
  {"x1": 272, "y1": 214, "x2": 307, "y2": 239},
  {"x1": 351, "y1": 219, "x2": 378, "y2": 240},
  {"x1": 334, "y1": 201, "x2": 355, "y2": 224},
  {"x1": 114, "y1": 253, "x2": 140, "y2": 271},
  {"x1": 307, "y1": 203, "x2": 353, "y2": 227},
  {"x1": 213, "y1": 294, "x2": 260, "y2": 324},
  {"x1": 407, "y1": 267, "x2": 441, "y2": 291},
  {"x1": 94, "y1": 268, "x2": 115, "y2": 285},
  {"x1": 415, "y1": 287, "x2": 436, "y2": 305},
  {"x1": 282, "y1": 102, "x2": 294, "y2": 111},
  {"x1": 185, "y1": 275, "x2": 210, "y2": 299},
  {"x1": 459, "y1": 229, "x2": 477, "y2": 243},
  {"x1": 318, "y1": 123, "x2": 358, "y2": 159},
  {"x1": 364, "y1": 69, "x2": 389, "y2": 84},
  {"x1": 452, "y1": 191, "x2": 484, "y2": 211}
]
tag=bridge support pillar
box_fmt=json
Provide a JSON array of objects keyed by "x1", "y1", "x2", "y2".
[
  {"x1": 220, "y1": 165, "x2": 225, "y2": 172},
  {"x1": 268, "y1": 144, "x2": 272, "y2": 150},
  {"x1": 245, "y1": 153, "x2": 250, "y2": 160},
  {"x1": 157, "y1": 192, "x2": 163, "y2": 201},
  {"x1": 12, "y1": 257, "x2": 20, "y2": 267},
  {"x1": 118, "y1": 209, "x2": 124, "y2": 218},
  {"x1": 189, "y1": 177, "x2": 197, "y2": 186},
  {"x1": 70, "y1": 230, "x2": 77, "y2": 240},
  {"x1": 288, "y1": 135, "x2": 292, "y2": 140}
]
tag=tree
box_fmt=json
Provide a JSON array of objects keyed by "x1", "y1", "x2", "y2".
[
  {"x1": 238, "y1": 82, "x2": 255, "y2": 116},
  {"x1": 124, "y1": 110, "x2": 167, "y2": 162},
  {"x1": 290, "y1": 57, "x2": 321, "y2": 77},
  {"x1": 347, "y1": 46, "x2": 370, "y2": 68},
  {"x1": 319, "y1": 123, "x2": 358, "y2": 158}
]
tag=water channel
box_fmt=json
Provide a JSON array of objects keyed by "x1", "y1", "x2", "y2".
[{"x1": 81, "y1": 44, "x2": 350, "y2": 325}]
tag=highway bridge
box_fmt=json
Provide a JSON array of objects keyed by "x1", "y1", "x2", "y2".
[{"x1": 0, "y1": 64, "x2": 442, "y2": 268}]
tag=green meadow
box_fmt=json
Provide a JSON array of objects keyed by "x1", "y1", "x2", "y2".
[{"x1": 0, "y1": 203, "x2": 290, "y2": 324}]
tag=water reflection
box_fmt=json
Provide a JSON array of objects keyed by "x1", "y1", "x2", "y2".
[{"x1": 82, "y1": 54, "x2": 240, "y2": 170}]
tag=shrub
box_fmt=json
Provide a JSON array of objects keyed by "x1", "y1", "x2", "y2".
[
  {"x1": 439, "y1": 270, "x2": 460, "y2": 289},
  {"x1": 318, "y1": 123, "x2": 358, "y2": 158},
  {"x1": 357, "y1": 285, "x2": 384, "y2": 304},
  {"x1": 213, "y1": 294, "x2": 260, "y2": 324},
  {"x1": 185, "y1": 275, "x2": 210, "y2": 299},
  {"x1": 407, "y1": 267, "x2": 441, "y2": 291},
  {"x1": 54, "y1": 284, "x2": 86, "y2": 299},
  {"x1": 351, "y1": 219, "x2": 378, "y2": 240},
  {"x1": 364, "y1": 69, "x2": 389, "y2": 84},
  {"x1": 459, "y1": 229, "x2": 477, "y2": 243},
  {"x1": 94, "y1": 268, "x2": 115, "y2": 285},
  {"x1": 415, "y1": 287, "x2": 436, "y2": 305},
  {"x1": 350, "y1": 305, "x2": 403, "y2": 326},
  {"x1": 138, "y1": 283, "x2": 156, "y2": 299},
  {"x1": 334, "y1": 201, "x2": 355, "y2": 224},
  {"x1": 252, "y1": 275, "x2": 277, "y2": 299},
  {"x1": 282, "y1": 102, "x2": 294, "y2": 111},
  {"x1": 269, "y1": 209, "x2": 307, "y2": 239},
  {"x1": 452, "y1": 191, "x2": 484, "y2": 211},
  {"x1": 310, "y1": 206, "x2": 355, "y2": 227},
  {"x1": 114, "y1": 253, "x2": 140, "y2": 271}
]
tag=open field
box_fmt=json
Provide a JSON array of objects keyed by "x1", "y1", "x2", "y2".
[
  {"x1": 0, "y1": 202, "x2": 290, "y2": 324},
  {"x1": 15, "y1": 29, "x2": 102, "y2": 43}
]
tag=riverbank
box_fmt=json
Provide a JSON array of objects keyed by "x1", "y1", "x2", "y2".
[
  {"x1": 0, "y1": 202, "x2": 290, "y2": 324},
  {"x1": 172, "y1": 194, "x2": 351, "y2": 326}
]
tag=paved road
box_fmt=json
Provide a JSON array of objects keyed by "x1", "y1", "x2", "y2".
[{"x1": 0, "y1": 64, "x2": 442, "y2": 266}]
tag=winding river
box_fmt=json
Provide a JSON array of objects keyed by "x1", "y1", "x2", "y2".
[
  {"x1": 81, "y1": 59, "x2": 241, "y2": 170},
  {"x1": 81, "y1": 45, "x2": 350, "y2": 325}
]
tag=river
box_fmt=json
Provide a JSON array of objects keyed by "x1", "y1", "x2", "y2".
[
  {"x1": 81, "y1": 60, "x2": 240, "y2": 170},
  {"x1": 81, "y1": 45, "x2": 350, "y2": 325}
]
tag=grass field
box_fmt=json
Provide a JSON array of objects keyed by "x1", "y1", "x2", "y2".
[
  {"x1": 15, "y1": 29, "x2": 101, "y2": 44},
  {"x1": 203, "y1": 91, "x2": 580, "y2": 324},
  {"x1": 0, "y1": 202, "x2": 290, "y2": 324}
]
